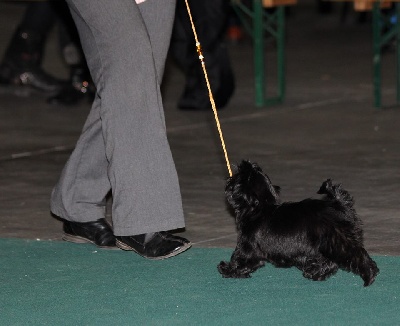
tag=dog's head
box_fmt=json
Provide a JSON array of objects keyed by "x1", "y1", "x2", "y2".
[{"x1": 225, "y1": 160, "x2": 280, "y2": 219}]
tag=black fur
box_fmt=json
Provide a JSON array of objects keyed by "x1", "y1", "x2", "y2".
[{"x1": 218, "y1": 160, "x2": 379, "y2": 286}]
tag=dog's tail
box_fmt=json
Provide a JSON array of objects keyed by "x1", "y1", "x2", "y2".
[{"x1": 317, "y1": 179, "x2": 354, "y2": 209}]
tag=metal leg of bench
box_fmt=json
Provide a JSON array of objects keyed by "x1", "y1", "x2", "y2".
[
  {"x1": 253, "y1": 3, "x2": 286, "y2": 107},
  {"x1": 372, "y1": 3, "x2": 381, "y2": 108},
  {"x1": 232, "y1": 0, "x2": 287, "y2": 107},
  {"x1": 396, "y1": 4, "x2": 400, "y2": 105},
  {"x1": 372, "y1": 3, "x2": 400, "y2": 108},
  {"x1": 277, "y1": 6, "x2": 286, "y2": 103},
  {"x1": 253, "y1": 0, "x2": 265, "y2": 107}
]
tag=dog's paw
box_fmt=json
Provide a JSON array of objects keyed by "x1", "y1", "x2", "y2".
[
  {"x1": 302, "y1": 259, "x2": 339, "y2": 282},
  {"x1": 361, "y1": 261, "x2": 380, "y2": 287},
  {"x1": 218, "y1": 261, "x2": 229, "y2": 270},
  {"x1": 217, "y1": 261, "x2": 231, "y2": 275},
  {"x1": 217, "y1": 261, "x2": 251, "y2": 278}
]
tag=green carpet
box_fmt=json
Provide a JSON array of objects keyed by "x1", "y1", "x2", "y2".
[{"x1": 0, "y1": 239, "x2": 398, "y2": 325}]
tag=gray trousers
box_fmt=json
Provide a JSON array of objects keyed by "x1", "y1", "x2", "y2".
[{"x1": 50, "y1": 0, "x2": 185, "y2": 236}]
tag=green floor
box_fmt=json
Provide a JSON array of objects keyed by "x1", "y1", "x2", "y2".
[{"x1": 1, "y1": 239, "x2": 398, "y2": 325}]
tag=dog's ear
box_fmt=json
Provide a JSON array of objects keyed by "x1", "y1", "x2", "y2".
[
  {"x1": 262, "y1": 182, "x2": 280, "y2": 204},
  {"x1": 238, "y1": 160, "x2": 255, "y2": 173},
  {"x1": 248, "y1": 173, "x2": 280, "y2": 206},
  {"x1": 238, "y1": 160, "x2": 281, "y2": 204},
  {"x1": 243, "y1": 192, "x2": 260, "y2": 210}
]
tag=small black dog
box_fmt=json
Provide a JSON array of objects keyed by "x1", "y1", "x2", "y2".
[{"x1": 218, "y1": 160, "x2": 379, "y2": 286}]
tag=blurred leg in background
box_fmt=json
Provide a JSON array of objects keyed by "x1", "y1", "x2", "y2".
[
  {"x1": 0, "y1": 0, "x2": 95, "y2": 105},
  {"x1": 171, "y1": 0, "x2": 235, "y2": 110},
  {"x1": 0, "y1": 1, "x2": 64, "y2": 96}
]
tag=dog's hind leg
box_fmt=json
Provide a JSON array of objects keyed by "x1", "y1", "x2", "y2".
[
  {"x1": 301, "y1": 256, "x2": 339, "y2": 281},
  {"x1": 322, "y1": 236, "x2": 379, "y2": 286},
  {"x1": 319, "y1": 225, "x2": 379, "y2": 286},
  {"x1": 340, "y1": 247, "x2": 379, "y2": 286}
]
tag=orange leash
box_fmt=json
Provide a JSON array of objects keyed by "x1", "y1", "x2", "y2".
[{"x1": 184, "y1": 0, "x2": 233, "y2": 177}]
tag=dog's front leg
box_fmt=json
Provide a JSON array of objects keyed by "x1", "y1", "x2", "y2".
[{"x1": 218, "y1": 245, "x2": 264, "y2": 278}]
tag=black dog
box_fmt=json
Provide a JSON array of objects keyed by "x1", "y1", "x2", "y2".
[{"x1": 218, "y1": 160, "x2": 379, "y2": 286}]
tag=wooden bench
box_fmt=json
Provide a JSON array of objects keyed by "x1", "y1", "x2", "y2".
[
  {"x1": 231, "y1": 0, "x2": 297, "y2": 107},
  {"x1": 352, "y1": 0, "x2": 392, "y2": 11},
  {"x1": 363, "y1": 1, "x2": 400, "y2": 108},
  {"x1": 233, "y1": 0, "x2": 400, "y2": 109},
  {"x1": 335, "y1": 0, "x2": 400, "y2": 108},
  {"x1": 371, "y1": 2, "x2": 400, "y2": 108}
]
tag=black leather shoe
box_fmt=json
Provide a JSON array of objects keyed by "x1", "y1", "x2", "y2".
[
  {"x1": 62, "y1": 218, "x2": 117, "y2": 249},
  {"x1": 116, "y1": 232, "x2": 191, "y2": 260},
  {"x1": 0, "y1": 27, "x2": 65, "y2": 96},
  {"x1": 0, "y1": 63, "x2": 64, "y2": 95}
]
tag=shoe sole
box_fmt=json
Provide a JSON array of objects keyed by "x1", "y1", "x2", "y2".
[
  {"x1": 115, "y1": 239, "x2": 192, "y2": 260},
  {"x1": 62, "y1": 233, "x2": 119, "y2": 250}
]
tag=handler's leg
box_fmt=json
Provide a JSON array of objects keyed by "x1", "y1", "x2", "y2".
[{"x1": 51, "y1": 0, "x2": 186, "y2": 243}]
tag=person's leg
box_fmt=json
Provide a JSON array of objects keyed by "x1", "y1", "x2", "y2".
[
  {"x1": 0, "y1": 1, "x2": 64, "y2": 94},
  {"x1": 50, "y1": 95, "x2": 111, "y2": 223},
  {"x1": 47, "y1": 0, "x2": 95, "y2": 106},
  {"x1": 52, "y1": 0, "x2": 185, "y2": 238},
  {"x1": 171, "y1": 0, "x2": 234, "y2": 110}
]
